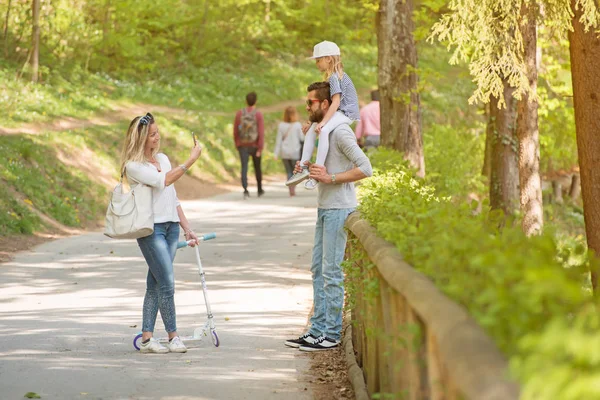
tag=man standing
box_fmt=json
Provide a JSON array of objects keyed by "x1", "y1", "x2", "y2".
[
  {"x1": 355, "y1": 90, "x2": 381, "y2": 150},
  {"x1": 233, "y1": 91, "x2": 265, "y2": 198},
  {"x1": 285, "y1": 82, "x2": 373, "y2": 351}
]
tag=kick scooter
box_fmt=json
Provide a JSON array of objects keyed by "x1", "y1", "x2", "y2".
[{"x1": 133, "y1": 232, "x2": 220, "y2": 350}]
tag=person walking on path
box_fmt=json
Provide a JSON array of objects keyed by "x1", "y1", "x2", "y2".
[
  {"x1": 285, "y1": 82, "x2": 372, "y2": 351},
  {"x1": 121, "y1": 112, "x2": 202, "y2": 354},
  {"x1": 286, "y1": 40, "x2": 361, "y2": 190},
  {"x1": 355, "y1": 90, "x2": 381, "y2": 150},
  {"x1": 274, "y1": 106, "x2": 305, "y2": 197},
  {"x1": 233, "y1": 92, "x2": 265, "y2": 199}
]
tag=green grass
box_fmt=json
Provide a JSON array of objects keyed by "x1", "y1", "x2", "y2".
[
  {"x1": 0, "y1": 45, "x2": 377, "y2": 127},
  {"x1": 0, "y1": 187, "x2": 41, "y2": 235},
  {"x1": 0, "y1": 68, "x2": 115, "y2": 127},
  {"x1": 0, "y1": 135, "x2": 108, "y2": 228}
]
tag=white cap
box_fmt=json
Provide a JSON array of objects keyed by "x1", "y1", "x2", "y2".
[{"x1": 309, "y1": 41, "x2": 341, "y2": 59}]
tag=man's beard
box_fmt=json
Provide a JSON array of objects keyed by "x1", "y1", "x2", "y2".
[{"x1": 308, "y1": 108, "x2": 325, "y2": 123}]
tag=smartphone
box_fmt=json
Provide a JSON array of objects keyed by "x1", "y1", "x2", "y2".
[{"x1": 192, "y1": 131, "x2": 198, "y2": 145}]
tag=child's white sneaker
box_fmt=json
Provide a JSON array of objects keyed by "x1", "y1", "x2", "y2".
[
  {"x1": 139, "y1": 337, "x2": 169, "y2": 354},
  {"x1": 167, "y1": 336, "x2": 187, "y2": 353},
  {"x1": 286, "y1": 169, "x2": 310, "y2": 186},
  {"x1": 304, "y1": 178, "x2": 318, "y2": 190}
]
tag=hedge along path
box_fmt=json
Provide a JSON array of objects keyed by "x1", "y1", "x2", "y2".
[
  {"x1": 0, "y1": 99, "x2": 306, "y2": 136},
  {"x1": 345, "y1": 212, "x2": 520, "y2": 400}
]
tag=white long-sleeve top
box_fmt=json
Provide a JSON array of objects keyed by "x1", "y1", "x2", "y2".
[
  {"x1": 274, "y1": 122, "x2": 304, "y2": 160},
  {"x1": 125, "y1": 153, "x2": 181, "y2": 223}
]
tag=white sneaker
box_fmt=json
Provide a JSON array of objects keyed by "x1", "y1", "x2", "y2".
[
  {"x1": 304, "y1": 178, "x2": 318, "y2": 190},
  {"x1": 139, "y1": 337, "x2": 169, "y2": 354},
  {"x1": 285, "y1": 169, "x2": 310, "y2": 187},
  {"x1": 167, "y1": 336, "x2": 187, "y2": 353}
]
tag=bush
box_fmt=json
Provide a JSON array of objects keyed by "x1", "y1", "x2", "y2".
[{"x1": 357, "y1": 149, "x2": 598, "y2": 397}]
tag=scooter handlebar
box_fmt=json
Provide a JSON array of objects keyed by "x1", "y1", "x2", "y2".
[
  {"x1": 176, "y1": 232, "x2": 217, "y2": 248},
  {"x1": 202, "y1": 232, "x2": 216, "y2": 241}
]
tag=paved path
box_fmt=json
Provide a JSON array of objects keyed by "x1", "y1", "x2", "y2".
[{"x1": 0, "y1": 183, "x2": 318, "y2": 400}]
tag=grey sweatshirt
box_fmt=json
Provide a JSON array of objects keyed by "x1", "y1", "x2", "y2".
[{"x1": 318, "y1": 124, "x2": 373, "y2": 209}]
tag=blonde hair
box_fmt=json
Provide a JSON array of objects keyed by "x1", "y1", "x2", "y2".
[
  {"x1": 322, "y1": 55, "x2": 344, "y2": 81},
  {"x1": 119, "y1": 114, "x2": 158, "y2": 176},
  {"x1": 283, "y1": 106, "x2": 298, "y2": 123}
]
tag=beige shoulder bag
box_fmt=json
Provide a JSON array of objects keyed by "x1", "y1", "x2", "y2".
[{"x1": 104, "y1": 169, "x2": 154, "y2": 239}]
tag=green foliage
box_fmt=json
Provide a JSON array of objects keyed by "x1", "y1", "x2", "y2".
[
  {"x1": 537, "y1": 29, "x2": 577, "y2": 172},
  {"x1": 428, "y1": 0, "x2": 600, "y2": 106},
  {"x1": 512, "y1": 305, "x2": 600, "y2": 400},
  {"x1": 356, "y1": 150, "x2": 597, "y2": 395},
  {"x1": 0, "y1": 0, "x2": 376, "y2": 79},
  {"x1": 428, "y1": 0, "x2": 531, "y2": 106},
  {"x1": 422, "y1": 124, "x2": 486, "y2": 197}
]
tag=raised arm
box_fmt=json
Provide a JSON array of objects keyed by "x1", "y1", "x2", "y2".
[{"x1": 126, "y1": 145, "x2": 202, "y2": 188}]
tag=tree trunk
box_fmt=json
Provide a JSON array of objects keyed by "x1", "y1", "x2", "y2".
[
  {"x1": 482, "y1": 102, "x2": 493, "y2": 178},
  {"x1": 101, "y1": 0, "x2": 111, "y2": 61},
  {"x1": 265, "y1": 0, "x2": 271, "y2": 22},
  {"x1": 30, "y1": 0, "x2": 40, "y2": 83},
  {"x1": 377, "y1": 0, "x2": 425, "y2": 177},
  {"x1": 568, "y1": 0, "x2": 600, "y2": 291},
  {"x1": 517, "y1": 2, "x2": 543, "y2": 236},
  {"x1": 3, "y1": 0, "x2": 11, "y2": 58},
  {"x1": 489, "y1": 83, "x2": 520, "y2": 215},
  {"x1": 552, "y1": 181, "x2": 564, "y2": 204}
]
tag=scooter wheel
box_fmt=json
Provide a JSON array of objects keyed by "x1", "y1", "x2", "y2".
[
  {"x1": 133, "y1": 333, "x2": 143, "y2": 351},
  {"x1": 211, "y1": 330, "x2": 220, "y2": 347}
]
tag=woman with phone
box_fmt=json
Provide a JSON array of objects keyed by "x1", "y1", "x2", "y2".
[{"x1": 120, "y1": 112, "x2": 202, "y2": 354}]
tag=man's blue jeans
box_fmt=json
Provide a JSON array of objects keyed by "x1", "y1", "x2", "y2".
[
  {"x1": 308, "y1": 208, "x2": 354, "y2": 342},
  {"x1": 137, "y1": 222, "x2": 180, "y2": 333}
]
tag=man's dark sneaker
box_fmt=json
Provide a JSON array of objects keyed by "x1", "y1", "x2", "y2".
[
  {"x1": 284, "y1": 333, "x2": 319, "y2": 348},
  {"x1": 299, "y1": 335, "x2": 340, "y2": 352},
  {"x1": 258, "y1": 189, "x2": 265, "y2": 197},
  {"x1": 243, "y1": 190, "x2": 250, "y2": 199}
]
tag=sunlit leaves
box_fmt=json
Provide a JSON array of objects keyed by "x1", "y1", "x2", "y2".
[{"x1": 428, "y1": 0, "x2": 600, "y2": 107}]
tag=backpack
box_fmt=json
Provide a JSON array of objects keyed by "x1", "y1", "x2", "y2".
[{"x1": 239, "y1": 108, "x2": 259, "y2": 144}]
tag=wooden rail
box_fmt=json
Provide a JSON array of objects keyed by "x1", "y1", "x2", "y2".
[{"x1": 345, "y1": 213, "x2": 520, "y2": 400}]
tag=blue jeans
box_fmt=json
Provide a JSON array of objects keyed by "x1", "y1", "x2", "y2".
[
  {"x1": 137, "y1": 222, "x2": 180, "y2": 333},
  {"x1": 309, "y1": 208, "x2": 354, "y2": 341}
]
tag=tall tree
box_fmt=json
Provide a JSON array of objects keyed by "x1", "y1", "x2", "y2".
[
  {"x1": 568, "y1": 1, "x2": 600, "y2": 290},
  {"x1": 517, "y1": 2, "x2": 543, "y2": 235},
  {"x1": 431, "y1": 0, "x2": 542, "y2": 229},
  {"x1": 482, "y1": 102, "x2": 493, "y2": 179},
  {"x1": 377, "y1": 0, "x2": 425, "y2": 177},
  {"x1": 30, "y1": 0, "x2": 40, "y2": 83},
  {"x1": 3, "y1": 0, "x2": 11, "y2": 58},
  {"x1": 490, "y1": 84, "x2": 520, "y2": 214}
]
